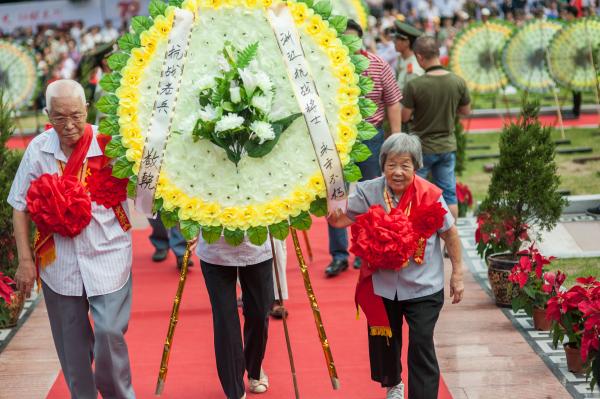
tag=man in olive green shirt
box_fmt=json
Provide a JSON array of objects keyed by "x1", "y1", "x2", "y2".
[{"x1": 401, "y1": 36, "x2": 471, "y2": 220}]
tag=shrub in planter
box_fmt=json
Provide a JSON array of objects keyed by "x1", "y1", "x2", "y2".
[
  {"x1": 0, "y1": 90, "x2": 24, "y2": 323},
  {"x1": 475, "y1": 101, "x2": 566, "y2": 306}
]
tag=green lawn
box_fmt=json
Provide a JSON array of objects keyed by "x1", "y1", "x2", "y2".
[
  {"x1": 550, "y1": 257, "x2": 600, "y2": 287},
  {"x1": 473, "y1": 90, "x2": 597, "y2": 110},
  {"x1": 459, "y1": 128, "x2": 600, "y2": 203}
]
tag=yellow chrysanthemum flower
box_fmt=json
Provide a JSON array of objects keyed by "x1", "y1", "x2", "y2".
[
  {"x1": 125, "y1": 147, "x2": 142, "y2": 162},
  {"x1": 317, "y1": 28, "x2": 338, "y2": 48},
  {"x1": 116, "y1": 87, "x2": 140, "y2": 109},
  {"x1": 219, "y1": 207, "x2": 243, "y2": 228},
  {"x1": 120, "y1": 125, "x2": 143, "y2": 141},
  {"x1": 261, "y1": 0, "x2": 273, "y2": 7},
  {"x1": 306, "y1": 15, "x2": 325, "y2": 36},
  {"x1": 258, "y1": 204, "x2": 279, "y2": 226},
  {"x1": 339, "y1": 104, "x2": 361, "y2": 123},
  {"x1": 307, "y1": 174, "x2": 326, "y2": 196},
  {"x1": 335, "y1": 64, "x2": 358, "y2": 84},
  {"x1": 327, "y1": 46, "x2": 349, "y2": 66},
  {"x1": 196, "y1": 202, "x2": 221, "y2": 225},
  {"x1": 120, "y1": 66, "x2": 142, "y2": 87},
  {"x1": 130, "y1": 47, "x2": 150, "y2": 67},
  {"x1": 290, "y1": 190, "x2": 312, "y2": 212},
  {"x1": 238, "y1": 206, "x2": 259, "y2": 229},
  {"x1": 289, "y1": 2, "x2": 310, "y2": 24},
  {"x1": 339, "y1": 151, "x2": 350, "y2": 165},
  {"x1": 140, "y1": 30, "x2": 160, "y2": 55},
  {"x1": 337, "y1": 123, "x2": 357, "y2": 144},
  {"x1": 179, "y1": 198, "x2": 203, "y2": 221},
  {"x1": 154, "y1": 15, "x2": 173, "y2": 37},
  {"x1": 244, "y1": 0, "x2": 258, "y2": 7}
]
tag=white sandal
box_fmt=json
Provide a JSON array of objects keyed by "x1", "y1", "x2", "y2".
[{"x1": 248, "y1": 369, "x2": 269, "y2": 394}]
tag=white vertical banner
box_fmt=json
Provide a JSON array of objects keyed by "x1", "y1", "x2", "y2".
[
  {"x1": 267, "y1": 4, "x2": 348, "y2": 214},
  {"x1": 134, "y1": 8, "x2": 194, "y2": 216}
]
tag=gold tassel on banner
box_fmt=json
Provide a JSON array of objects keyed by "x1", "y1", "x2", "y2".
[
  {"x1": 155, "y1": 241, "x2": 193, "y2": 396},
  {"x1": 269, "y1": 235, "x2": 300, "y2": 399},
  {"x1": 290, "y1": 228, "x2": 340, "y2": 390}
]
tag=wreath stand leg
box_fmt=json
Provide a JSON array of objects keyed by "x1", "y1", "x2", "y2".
[
  {"x1": 301, "y1": 230, "x2": 313, "y2": 263},
  {"x1": 155, "y1": 241, "x2": 193, "y2": 396},
  {"x1": 269, "y1": 235, "x2": 300, "y2": 399},
  {"x1": 289, "y1": 228, "x2": 340, "y2": 390}
]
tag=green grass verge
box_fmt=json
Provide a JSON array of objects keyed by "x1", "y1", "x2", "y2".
[
  {"x1": 473, "y1": 90, "x2": 597, "y2": 110},
  {"x1": 459, "y1": 128, "x2": 600, "y2": 203},
  {"x1": 550, "y1": 257, "x2": 600, "y2": 287}
]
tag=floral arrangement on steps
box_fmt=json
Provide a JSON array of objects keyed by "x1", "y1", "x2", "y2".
[
  {"x1": 456, "y1": 182, "x2": 472, "y2": 218},
  {"x1": 508, "y1": 245, "x2": 556, "y2": 330},
  {"x1": 547, "y1": 275, "x2": 600, "y2": 389},
  {"x1": 0, "y1": 271, "x2": 23, "y2": 328}
]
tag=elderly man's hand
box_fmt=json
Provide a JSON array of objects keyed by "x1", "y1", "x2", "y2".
[
  {"x1": 450, "y1": 272, "x2": 464, "y2": 304},
  {"x1": 15, "y1": 259, "x2": 37, "y2": 298}
]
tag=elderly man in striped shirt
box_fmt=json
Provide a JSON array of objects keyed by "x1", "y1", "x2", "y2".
[
  {"x1": 326, "y1": 19, "x2": 403, "y2": 277},
  {"x1": 8, "y1": 80, "x2": 135, "y2": 399}
]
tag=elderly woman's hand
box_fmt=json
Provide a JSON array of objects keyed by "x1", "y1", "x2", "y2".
[
  {"x1": 326, "y1": 208, "x2": 353, "y2": 228},
  {"x1": 450, "y1": 272, "x2": 464, "y2": 304}
]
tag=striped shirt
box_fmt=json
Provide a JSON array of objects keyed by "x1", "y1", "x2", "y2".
[
  {"x1": 7, "y1": 127, "x2": 132, "y2": 297},
  {"x1": 361, "y1": 50, "x2": 403, "y2": 128}
]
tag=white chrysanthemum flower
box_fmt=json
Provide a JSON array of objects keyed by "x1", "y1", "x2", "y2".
[
  {"x1": 250, "y1": 121, "x2": 276, "y2": 144},
  {"x1": 255, "y1": 72, "x2": 272, "y2": 93},
  {"x1": 215, "y1": 113, "x2": 245, "y2": 132},
  {"x1": 238, "y1": 68, "x2": 258, "y2": 96},
  {"x1": 230, "y1": 85, "x2": 241, "y2": 103},
  {"x1": 251, "y1": 95, "x2": 272, "y2": 113},
  {"x1": 197, "y1": 75, "x2": 216, "y2": 91},
  {"x1": 198, "y1": 104, "x2": 218, "y2": 122},
  {"x1": 217, "y1": 55, "x2": 231, "y2": 72}
]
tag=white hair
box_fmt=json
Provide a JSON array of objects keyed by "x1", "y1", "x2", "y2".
[
  {"x1": 380, "y1": 133, "x2": 424, "y2": 170},
  {"x1": 45, "y1": 79, "x2": 86, "y2": 112}
]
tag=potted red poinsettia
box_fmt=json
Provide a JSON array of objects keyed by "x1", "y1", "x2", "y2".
[
  {"x1": 508, "y1": 245, "x2": 558, "y2": 330},
  {"x1": 0, "y1": 270, "x2": 23, "y2": 328},
  {"x1": 578, "y1": 288, "x2": 600, "y2": 390},
  {"x1": 547, "y1": 277, "x2": 600, "y2": 374},
  {"x1": 456, "y1": 182, "x2": 473, "y2": 218}
]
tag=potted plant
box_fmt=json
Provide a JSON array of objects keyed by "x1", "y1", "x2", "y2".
[
  {"x1": 456, "y1": 182, "x2": 473, "y2": 218},
  {"x1": 508, "y1": 245, "x2": 558, "y2": 330},
  {"x1": 475, "y1": 101, "x2": 566, "y2": 306},
  {"x1": 547, "y1": 277, "x2": 600, "y2": 374},
  {"x1": 0, "y1": 90, "x2": 26, "y2": 327}
]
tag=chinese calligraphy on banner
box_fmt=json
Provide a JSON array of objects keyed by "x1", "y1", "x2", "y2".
[
  {"x1": 135, "y1": 8, "x2": 194, "y2": 215},
  {"x1": 267, "y1": 4, "x2": 348, "y2": 214}
]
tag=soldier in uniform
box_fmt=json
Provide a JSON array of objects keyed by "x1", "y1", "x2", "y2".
[{"x1": 394, "y1": 21, "x2": 424, "y2": 93}]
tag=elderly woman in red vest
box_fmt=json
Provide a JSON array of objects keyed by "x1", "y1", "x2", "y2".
[{"x1": 328, "y1": 133, "x2": 465, "y2": 399}]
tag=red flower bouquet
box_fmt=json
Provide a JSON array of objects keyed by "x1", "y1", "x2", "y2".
[
  {"x1": 87, "y1": 167, "x2": 128, "y2": 209},
  {"x1": 350, "y1": 205, "x2": 419, "y2": 270},
  {"x1": 0, "y1": 272, "x2": 15, "y2": 305},
  {"x1": 456, "y1": 182, "x2": 473, "y2": 217},
  {"x1": 26, "y1": 173, "x2": 92, "y2": 237},
  {"x1": 410, "y1": 200, "x2": 447, "y2": 239}
]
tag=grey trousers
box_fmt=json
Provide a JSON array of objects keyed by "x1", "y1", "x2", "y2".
[{"x1": 42, "y1": 276, "x2": 135, "y2": 399}]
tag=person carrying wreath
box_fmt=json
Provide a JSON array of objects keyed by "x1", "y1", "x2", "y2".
[
  {"x1": 8, "y1": 79, "x2": 135, "y2": 398},
  {"x1": 328, "y1": 133, "x2": 465, "y2": 399}
]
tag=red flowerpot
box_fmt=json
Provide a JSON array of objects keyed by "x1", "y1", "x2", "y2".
[
  {"x1": 564, "y1": 344, "x2": 585, "y2": 373},
  {"x1": 532, "y1": 307, "x2": 552, "y2": 331}
]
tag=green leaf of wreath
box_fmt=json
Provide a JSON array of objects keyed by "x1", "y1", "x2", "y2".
[
  {"x1": 224, "y1": 228, "x2": 245, "y2": 246},
  {"x1": 358, "y1": 97, "x2": 377, "y2": 118},
  {"x1": 152, "y1": 198, "x2": 164, "y2": 214},
  {"x1": 358, "y1": 75, "x2": 374, "y2": 96},
  {"x1": 99, "y1": 73, "x2": 122, "y2": 93},
  {"x1": 202, "y1": 225, "x2": 223, "y2": 244},
  {"x1": 329, "y1": 15, "x2": 348, "y2": 35},
  {"x1": 161, "y1": 210, "x2": 179, "y2": 229},
  {"x1": 309, "y1": 197, "x2": 328, "y2": 217},
  {"x1": 350, "y1": 54, "x2": 369, "y2": 74},
  {"x1": 96, "y1": 95, "x2": 119, "y2": 114},
  {"x1": 131, "y1": 16, "x2": 154, "y2": 35},
  {"x1": 112, "y1": 156, "x2": 133, "y2": 179},
  {"x1": 105, "y1": 136, "x2": 126, "y2": 158},
  {"x1": 236, "y1": 42, "x2": 259, "y2": 69},
  {"x1": 107, "y1": 53, "x2": 129, "y2": 72},
  {"x1": 117, "y1": 33, "x2": 141, "y2": 53},
  {"x1": 247, "y1": 226, "x2": 269, "y2": 246},
  {"x1": 350, "y1": 142, "x2": 372, "y2": 163},
  {"x1": 127, "y1": 176, "x2": 137, "y2": 198},
  {"x1": 356, "y1": 120, "x2": 378, "y2": 141},
  {"x1": 298, "y1": 0, "x2": 313, "y2": 7},
  {"x1": 269, "y1": 220, "x2": 290, "y2": 240},
  {"x1": 99, "y1": 116, "x2": 120, "y2": 136},
  {"x1": 169, "y1": 0, "x2": 184, "y2": 7},
  {"x1": 341, "y1": 34, "x2": 362, "y2": 54},
  {"x1": 343, "y1": 162, "x2": 362, "y2": 182},
  {"x1": 180, "y1": 220, "x2": 201, "y2": 241},
  {"x1": 290, "y1": 211, "x2": 312, "y2": 231},
  {"x1": 149, "y1": 0, "x2": 168, "y2": 18},
  {"x1": 246, "y1": 113, "x2": 302, "y2": 158},
  {"x1": 313, "y1": 0, "x2": 332, "y2": 19}
]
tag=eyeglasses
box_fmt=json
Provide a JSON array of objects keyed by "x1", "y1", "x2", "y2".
[{"x1": 49, "y1": 113, "x2": 86, "y2": 126}]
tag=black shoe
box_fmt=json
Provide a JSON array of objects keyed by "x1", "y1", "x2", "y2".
[
  {"x1": 152, "y1": 248, "x2": 168, "y2": 262},
  {"x1": 353, "y1": 257, "x2": 362, "y2": 269},
  {"x1": 176, "y1": 257, "x2": 194, "y2": 269},
  {"x1": 586, "y1": 205, "x2": 600, "y2": 216},
  {"x1": 325, "y1": 259, "x2": 348, "y2": 277}
]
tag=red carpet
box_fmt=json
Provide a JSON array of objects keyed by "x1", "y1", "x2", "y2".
[{"x1": 47, "y1": 218, "x2": 452, "y2": 399}]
